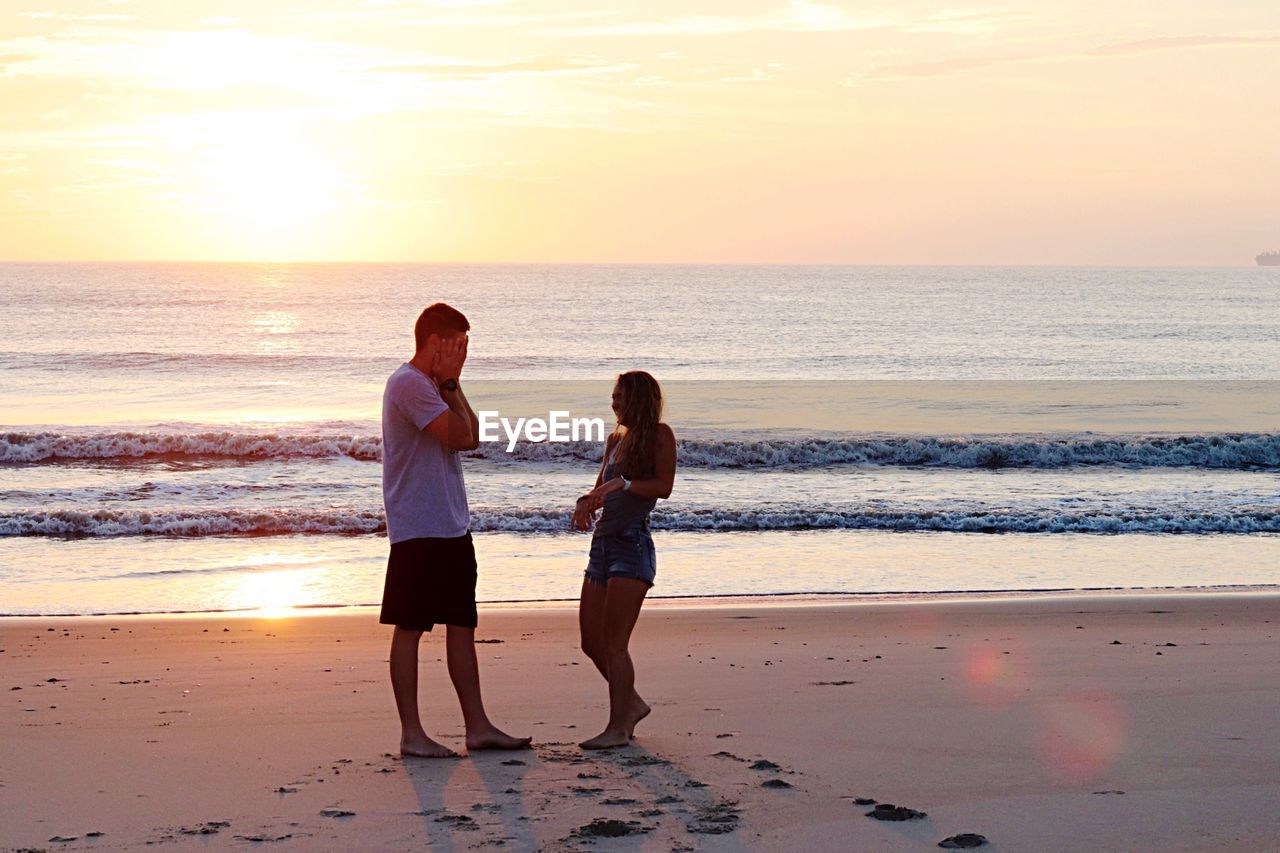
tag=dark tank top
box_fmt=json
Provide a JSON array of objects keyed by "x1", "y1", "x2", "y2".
[{"x1": 594, "y1": 441, "x2": 657, "y2": 537}]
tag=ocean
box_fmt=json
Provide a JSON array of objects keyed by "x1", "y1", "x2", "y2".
[{"x1": 2, "y1": 263, "x2": 1278, "y2": 615}]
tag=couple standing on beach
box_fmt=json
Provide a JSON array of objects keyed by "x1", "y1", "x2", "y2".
[{"x1": 377, "y1": 303, "x2": 677, "y2": 757}]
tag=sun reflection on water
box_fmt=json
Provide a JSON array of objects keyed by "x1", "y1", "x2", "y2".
[
  {"x1": 227, "y1": 567, "x2": 313, "y2": 618},
  {"x1": 250, "y1": 309, "x2": 301, "y2": 353}
]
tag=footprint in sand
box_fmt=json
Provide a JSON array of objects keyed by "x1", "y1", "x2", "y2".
[
  {"x1": 939, "y1": 833, "x2": 988, "y2": 848},
  {"x1": 867, "y1": 804, "x2": 927, "y2": 821},
  {"x1": 236, "y1": 832, "x2": 295, "y2": 843},
  {"x1": 433, "y1": 813, "x2": 479, "y2": 831},
  {"x1": 570, "y1": 818, "x2": 650, "y2": 838},
  {"x1": 686, "y1": 801, "x2": 741, "y2": 835}
]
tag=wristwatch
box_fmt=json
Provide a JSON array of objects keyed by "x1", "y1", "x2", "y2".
[{"x1": 441, "y1": 378, "x2": 459, "y2": 392}]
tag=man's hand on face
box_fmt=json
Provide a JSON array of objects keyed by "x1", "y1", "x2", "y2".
[{"x1": 432, "y1": 334, "x2": 468, "y2": 382}]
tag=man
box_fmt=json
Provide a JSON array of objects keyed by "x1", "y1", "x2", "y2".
[{"x1": 380, "y1": 302, "x2": 531, "y2": 758}]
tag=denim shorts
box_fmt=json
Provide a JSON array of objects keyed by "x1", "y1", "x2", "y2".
[{"x1": 585, "y1": 523, "x2": 656, "y2": 587}]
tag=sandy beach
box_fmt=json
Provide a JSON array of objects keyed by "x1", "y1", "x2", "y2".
[{"x1": 2, "y1": 593, "x2": 1279, "y2": 851}]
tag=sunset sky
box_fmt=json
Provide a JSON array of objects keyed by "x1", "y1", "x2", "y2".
[{"x1": 1, "y1": 1, "x2": 1276, "y2": 264}]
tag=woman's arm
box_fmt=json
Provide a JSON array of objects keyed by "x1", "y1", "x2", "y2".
[
  {"x1": 593, "y1": 433, "x2": 616, "y2": 490},
  {"x1": 590, "y1": 424, "x2": 676, "y2": 501},
  {"x1": 571, "y1": 433, "x2": 618, "y2": 531}
]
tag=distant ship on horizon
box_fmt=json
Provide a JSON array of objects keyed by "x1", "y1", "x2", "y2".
[{"x1": 1259, "y1": 250, "x2": 1280, "y2": 266}]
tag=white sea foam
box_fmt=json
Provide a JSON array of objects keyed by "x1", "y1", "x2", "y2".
[
  {"x1": 0, "y1": 508, "x2": 387, "y2": 537},
  {"x1": 5, "y1": 506, "x2": 1279, "y2": 537},
  {"x1": 4, "y1": 429, "x2": 1278, "y2": 469},
  {"x1": 0, "y1": 431, "x2": 382, "y2": 463}
]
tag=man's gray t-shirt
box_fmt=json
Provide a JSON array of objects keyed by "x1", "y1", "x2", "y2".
[{"x1": 382, "y1": 363, "x2": 470, "y2": 543}]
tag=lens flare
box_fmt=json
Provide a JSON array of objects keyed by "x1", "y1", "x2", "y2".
[
  {"x1": 960, "y1": 645, "x2": 1027, "y2": 706},
  {"x1": 1037, "y1": 693, "x2": 1128, "y2": 782}
]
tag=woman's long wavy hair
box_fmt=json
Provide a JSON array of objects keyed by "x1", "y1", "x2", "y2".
[{"x1": 612, "y1": 371, "x2": 663, "y2": 479}]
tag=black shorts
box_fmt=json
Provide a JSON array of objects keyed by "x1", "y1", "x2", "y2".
[{"x1": 379, "y1": 532, "x2": 478, "y2": 632}]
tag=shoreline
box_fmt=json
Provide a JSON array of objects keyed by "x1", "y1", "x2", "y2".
[{"x1": 4, "y1": 582, "x2": 1279, "y2": 621}]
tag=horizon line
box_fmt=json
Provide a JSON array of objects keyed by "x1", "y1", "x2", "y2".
[{"x1": 0, "y1": 260, "x2": 1268, "y2": 269}]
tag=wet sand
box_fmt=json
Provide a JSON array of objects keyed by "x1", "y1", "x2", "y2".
[{"x1": 3, "y1": 593, "x2": 1279, "y2": 851}]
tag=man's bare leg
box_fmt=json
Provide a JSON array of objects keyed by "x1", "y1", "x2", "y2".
[
  {"x1": 581, "y1": 578, "x2": 650, "y2": 750},
  {"x1": 579, "y1": 579, "x2": 649, "y2": 737},
  {"x1": 390, "y1": 627, "x2": 458, "y2": 758},
  {"x1": 445, "y1": 625, "x2": 532, "y2": 752}
]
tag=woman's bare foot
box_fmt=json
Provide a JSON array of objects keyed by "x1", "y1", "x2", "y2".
[
  {"x1": 465, "y1": 725, "x2": 533, "y2": 752},
  {"x1": 580, "y1": 727, "x2": 631, "y2": 750},
  {"x1": 400, "y1": 733, "x2": 459, "y2": 759},
  {"x1": 627, "y1": 699, "x2": 651, "y2": 740}
]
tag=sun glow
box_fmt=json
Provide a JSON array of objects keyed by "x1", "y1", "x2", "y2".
[
  {"x1": 228, "y1": 568, "x2": 313, "y2": 618},
  {"x1": 175, "y1": 118, "x2": 356, "y2": 259}
]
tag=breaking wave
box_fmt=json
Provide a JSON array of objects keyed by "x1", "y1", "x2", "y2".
[
  {"x1": 4, "y1": 429, "x2": 1279, "y2": 469},
  {"x1": 5, "y1": 506, "x2": 1280, "y2": 537}
]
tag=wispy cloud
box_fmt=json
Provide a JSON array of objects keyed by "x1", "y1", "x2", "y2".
[
  {"x1": 287, "y1": 5, "x2": 614, "y2": 30},
  {"x1": 542, "y1": 1, "x2": 890, "y2": 38},
  {"x1": 19, "y1": 11, "x2": 136, "y2": 22},
  {"x1": 0, "y1": 29, "x2": 372, "y2": 92},
  {"x1": 865, "y1": 54, "x2": 1022, "y2": 79},
  {"x1": 370, "y1": 56, "x2": 634, "y2": 79},
  {"x1": 860, "y1": 31, "x2": 1280, "y2": 80},
  {"x1": 717, "y1": 62, "x2": 788, "y2": 84},
  {"x1": 45, "y1": 176, "x2": 172, "y2": 194},
  {"x1": 1087, "y1": 33, "x2": 1280, "y2": 56},
  {"x1": 363, "y1": 0, "x2": 511, "y2": 7},
  {"x1": 0, "y1": 24, "x2": 666, "y2": 145},
  {"x1": 420, "y1": 159, "x2": 564, "y2": 182},
  {"x1": 903, "y1": 7, "x2": 1043, "y2": 35}
]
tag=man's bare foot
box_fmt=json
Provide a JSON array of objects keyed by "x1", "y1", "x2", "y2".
[
  {"x1": 580, "y1": 727, "x2": 631, "y2": 750},
  {"x1": 465, "y1": 725, "x2": 533, "y2": 752},
  {"x1": 627, "y1": 700, "x2": 651, "y2": 740},
  {"x1": 400, "y1": 733, "x2": 459, "y2": 759}
]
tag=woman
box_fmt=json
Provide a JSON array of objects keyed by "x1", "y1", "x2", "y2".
[{"x1": 571, "y1": 371, "x2": 676, "y2": 750}]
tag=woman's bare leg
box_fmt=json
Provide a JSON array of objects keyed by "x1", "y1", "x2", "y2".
[
  {"x1": 580, "y1": 578, "x2": 650, "y2": 738},
  {"x1": 580, "y1": 578, "x2": 650, "y2": 749},
  {"x1": 579, "y1": 578, "x2": 609, "y2": 677}
]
